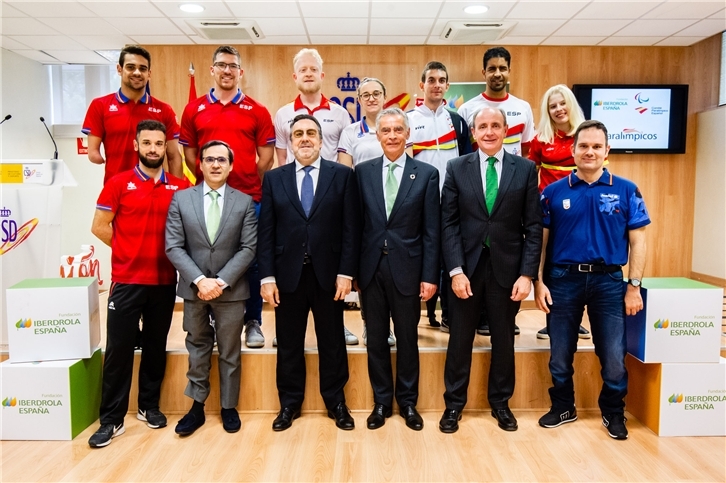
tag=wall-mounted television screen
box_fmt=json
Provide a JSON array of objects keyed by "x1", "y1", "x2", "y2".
[{"x1": 572, "y1": 84, "x2": 689, "y2": 154}]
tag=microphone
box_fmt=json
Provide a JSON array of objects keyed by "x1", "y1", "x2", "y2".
[
  {"x1": 0, "y1": 114, "x2": 11, "y2": 125},
  {"x1": 40, "y1": 116, "x2": 58, "y2": 160}
]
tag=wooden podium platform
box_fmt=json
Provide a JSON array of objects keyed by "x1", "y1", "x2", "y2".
[{"x1": 124, "y1": 301, "x2": 610, "y2": 414}]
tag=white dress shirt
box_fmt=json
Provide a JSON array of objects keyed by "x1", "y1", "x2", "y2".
[{"x1": 382, "y1": 152, "x2": 407, "y2": 188}]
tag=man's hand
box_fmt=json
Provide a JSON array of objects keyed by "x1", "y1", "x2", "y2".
[
  {"x1": 451, "y1": 273, "x2": 473, "y2": 299},
  {"x1": 334, "y1": 277, "x2": 352, "y2": 301},
  {"x1": 420, "y1": 282, "x2": 437, "y2": 301},
  {"x1": 197, "y1": 277, "x2": 222, "y2": 301},
  {"x1": 510, "y1": 276, "x2": 532, "y2": 302},
  {"x1": 534, "y1": 280, "x2": 552, "y2": 313},
  {"x1": 261, "y1": 283, "x2": 280, "y2": 307},
  {"x1": 625, "y1": 285, "x2": 644, "y2": 316}
]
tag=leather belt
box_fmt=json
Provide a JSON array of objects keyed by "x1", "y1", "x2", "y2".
[{"x1": 559, "y1": 263, "x2": 621, "y2": 273}]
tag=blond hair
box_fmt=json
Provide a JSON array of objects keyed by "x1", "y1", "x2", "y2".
[
  {"x1": 293, "y1": 48, "x2": 323, "y2": 71},
  {"x1": 536, "y1": 84, "x2": 586, "y2": 145}
]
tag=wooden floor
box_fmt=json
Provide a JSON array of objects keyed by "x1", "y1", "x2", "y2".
[{"x1": 2, "y1": 410, "x2": 725, "y2": 483}]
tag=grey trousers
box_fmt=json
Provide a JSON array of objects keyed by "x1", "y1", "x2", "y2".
[{"x1": 183, "y1": 299, "x2": 245, "y2": 409}]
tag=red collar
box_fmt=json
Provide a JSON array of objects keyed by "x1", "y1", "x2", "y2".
[
  {"x1": 481, "y1": 92, "x2": 509, "y2": 102},
  {"x1": 293, "y1": 94, "x2": 331, "y2": 114}
]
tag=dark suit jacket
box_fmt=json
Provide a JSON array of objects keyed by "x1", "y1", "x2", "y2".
[
  {"x1": 356, "y1": 155, "x2": 440, "y2": 296},
  {"x1": 441, "y1": 150, "x2": 542, "y2": 289},
  {"x1": 165, "y1": 183, "x2": 257, "y2": 301},
  {"x1": 257, "y1": 158, "x2": 360, "y2": 293}
]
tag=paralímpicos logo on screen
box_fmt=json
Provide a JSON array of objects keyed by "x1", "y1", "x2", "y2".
[{"x1": 609, "y1": 129, "x2": 658, "y2": 142}]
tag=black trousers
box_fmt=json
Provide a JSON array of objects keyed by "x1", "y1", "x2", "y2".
[
  {"x1": 100, "y1": 283, "x2": 176, "y2": 425},
  {"x1": 443, "y1": 249, "x2": 520, "y2": 410},
  {"x1": 362, "y1": 255, "x2": 420, "y2": 408},
  {"x1": 275, "y1": 263, "x2": 349, "y2": 409}
]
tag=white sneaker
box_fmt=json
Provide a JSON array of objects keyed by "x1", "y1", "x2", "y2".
[
  {"x1": 387, "y1": 329, "x2": 395, "y2": 346},
  {"x1": 344, "y1": 326, "x2": 359, "y2": 345}
]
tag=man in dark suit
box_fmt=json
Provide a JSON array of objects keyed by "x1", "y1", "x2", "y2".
[
  {"x1": 439, "y1": 107, "x2": 542, "y2": 433},
  {"x1": 258, "y1": 114, "x2": 360, "y2": 431},
  {"x1": 356, "y1": 107, "x2": 440, "y2": 431},
  {"x1": 166, "y1": 140, "x2": 257, "y2": 435}
]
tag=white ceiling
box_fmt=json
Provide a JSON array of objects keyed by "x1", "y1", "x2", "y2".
[{"x1": 1, "y1": 0, "x2": 724, "y2": 64}]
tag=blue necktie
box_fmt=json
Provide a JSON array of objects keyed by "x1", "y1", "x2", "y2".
[{"x1": 301, "y1": 165, "x2": 314, "y2": 217}]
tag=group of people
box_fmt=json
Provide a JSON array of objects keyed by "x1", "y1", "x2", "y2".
[{"x1": 84, "y1": 43, "x2": 650, "y2": 449}]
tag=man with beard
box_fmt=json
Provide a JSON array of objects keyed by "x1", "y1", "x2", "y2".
[
  {"x1": 83, "y1": 44, "x2": 182, "y2": 182},
  {"x1": 88, "y1": 120, "x2": 190, "y2": 448},
  {"x1": 180, "y1": 45, "x2": 275, "y2": 348}
]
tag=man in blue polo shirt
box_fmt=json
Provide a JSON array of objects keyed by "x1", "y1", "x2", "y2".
[{"x1": 534, "y1": 120, "x2": 650, "y2": 440}]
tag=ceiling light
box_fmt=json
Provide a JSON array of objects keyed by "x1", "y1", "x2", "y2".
[
  {"x1": 464, "y1": 5, "x2": 489, "y2": 14},
  {"x1": 180, "y1": 4, "x2": 205, "y2": 13}
]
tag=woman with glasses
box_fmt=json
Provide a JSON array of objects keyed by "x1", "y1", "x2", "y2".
[
  {"x1": 337, "y1": 77, "x2": 387, "y2": 168},
  {"x1": 529, "y1": 84, "x2": 591, "y2": 341},
  {"x1": 337, "y1": 77, "x2": 395, "y2": 347}
]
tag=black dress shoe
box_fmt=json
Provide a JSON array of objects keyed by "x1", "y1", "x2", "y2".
[
  {"x1": 327, "y1": 402, "x2": 355, "y2": 430},
  {"x1": 366, "y1": 403, "x2": 392, "y2": 430},
  {"x1": 491, "y1": 408, "x2": 518, "y2": 431},
  {"x1": 399, "y1": 405, "x2": 423, "y2": 431},
  {"x1": 272, "y1": 407, "x2": 300, "y2": 431},
  {"x1": 439, "y1": 408, "x2": 462, "y2": 433},
  {"x1": 175, "y1": 411, "x2": 205, "y2": 436},
  {"x1": 221, "y1": 408, "x2": 241, "y2": 433}
]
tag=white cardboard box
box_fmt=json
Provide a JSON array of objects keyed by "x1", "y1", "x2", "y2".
[
  {"x1": 625, "y1": 278, "x2": 722, "y2": 363},
  {"x1": 1, "y1": 349, "x2": 102, "y2": 440},
  {"x1": 6, "y1": 278, "x2": 100, "y2": 363},
  {"x1": 627, "y1": 355, "x2": 726, "y2": 436}
]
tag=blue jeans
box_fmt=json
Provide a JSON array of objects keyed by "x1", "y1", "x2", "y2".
[
  {"x1": 545, "y1": 266, "x2": 627, "y2": 415},
  {"x1": 244, "y1": 201, "x2": 262, "y2": 325}
]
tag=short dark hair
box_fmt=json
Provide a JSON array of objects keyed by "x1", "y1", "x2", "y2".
[
  {"x1": 119, "y1": 45, "x2": 151, "y2": 69},
  {"x1": 421, "y1": 61, "x2": 448, "y2": 83},
  {"x1": 200, "y1": 140, "x2": 234, "y2": 164},
  {"x1": 136, "y1": 119, "x2": 166, "y2": 138},
  {"x1": 483, "y1": 46, "x2": 511, "y2": 69},
  {"x1": 213, "y1": 45, "x2": 241, "y2": 65},
  {"x1": 289, "y1": 114, "x2": 322, "y2": 140},
  {"x1": 574, "y1": 120, "x2": 609, "y2": 146}
]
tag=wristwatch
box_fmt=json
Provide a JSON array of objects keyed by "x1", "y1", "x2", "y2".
[{"x1": 627, "y1": 278, "x2": 641, "y2": 288}]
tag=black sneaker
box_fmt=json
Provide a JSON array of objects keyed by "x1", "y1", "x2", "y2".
[
  {"x1": 440, "y1": 318, "x2": 450, "y2": 333},
  {"x1": 137, "y1": 408, "x2": 167, "y2": 429},
  {"x1": 88, "y1": 422, "x2": 125, "y2": 448},
  {"x1": 602, "y1": 413, "x2": 628, "y2": 440},
  {"x1": 578, "y1": 326, "x2": 592, "y2": 339},
  {"x1": 476, "y1": 323, "x2": 490, "y2": 336},
  {"x1": 514, "y1": 324, "x2": 521, "y2": 335},
  {"x1": 538, "y1": 407, "x2": 577, "y2": 428},
  {"x1": 536, "y1": 327, "x2": 549, "y2": 339}
]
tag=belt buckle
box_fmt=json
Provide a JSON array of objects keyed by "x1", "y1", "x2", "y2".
[{"x1": 577, "y1": 263, "x2": 593, "y2": 273}]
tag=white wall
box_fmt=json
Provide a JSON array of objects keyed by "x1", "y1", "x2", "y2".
[
  {"x1": 692, "y1": 106, "x2": 726, "y2": 281},
  {"x1": 1, "y1": 49, "x2": 111, "y2": 289}
]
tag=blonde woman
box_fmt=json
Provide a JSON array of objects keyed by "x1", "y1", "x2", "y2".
[{"x1": 529, "y1": 84, "x2": 591, "y2": 340}]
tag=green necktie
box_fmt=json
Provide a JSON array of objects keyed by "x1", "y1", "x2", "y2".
[
  {"x1": 485, "y1": 157, "x2": 498, "y2": 247},
  {"x1": 485, "y1": 156, "x2": 498, "y2": 213},
  {"x1": 207, "y1": 190, "x2": 220, "y2": 242},
  {"x1": 385, "y1": 162, "x2": 399, "y2": 219}
]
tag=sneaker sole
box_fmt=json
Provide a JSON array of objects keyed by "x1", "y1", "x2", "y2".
[
  {"x1": 345, "y1": 339, "x2": 360, "y2": 346},
  {"x1": 539, "y1": 415, "x2": 577, "y2": 428},
  {"x1": 89, "y1": 425, "x2": 125, "y2": 448},
  {"x1": 536, "y1": 334, "x2": 550, "y2": 339},
  {"x1": 604, "y1": 425, "x2": 628, "y2": 439},
  {"x1": 246, "y1": 340, "x2": 265, "y2": 348},
  {"x1": 137, "y1": 412, "x2": 167, "y2": 429}
]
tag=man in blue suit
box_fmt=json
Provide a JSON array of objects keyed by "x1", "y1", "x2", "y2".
[
  {"x1": 258, "y1": 114, "x2": 360, "y2": 431},
  {"x1": 356, "y1": 107, "x2": 440, "y2": 431}
]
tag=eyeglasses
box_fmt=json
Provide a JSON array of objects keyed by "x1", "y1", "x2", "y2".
[
  {"x1": 202, "y1": 156, "x2": 230, "y2": 165},
  {"x1": 359, "y1": 91, "x2": 384, "y2": 101},
  {"x1": 213, "y1": 62, "x2": 241, "y2": 71}
]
